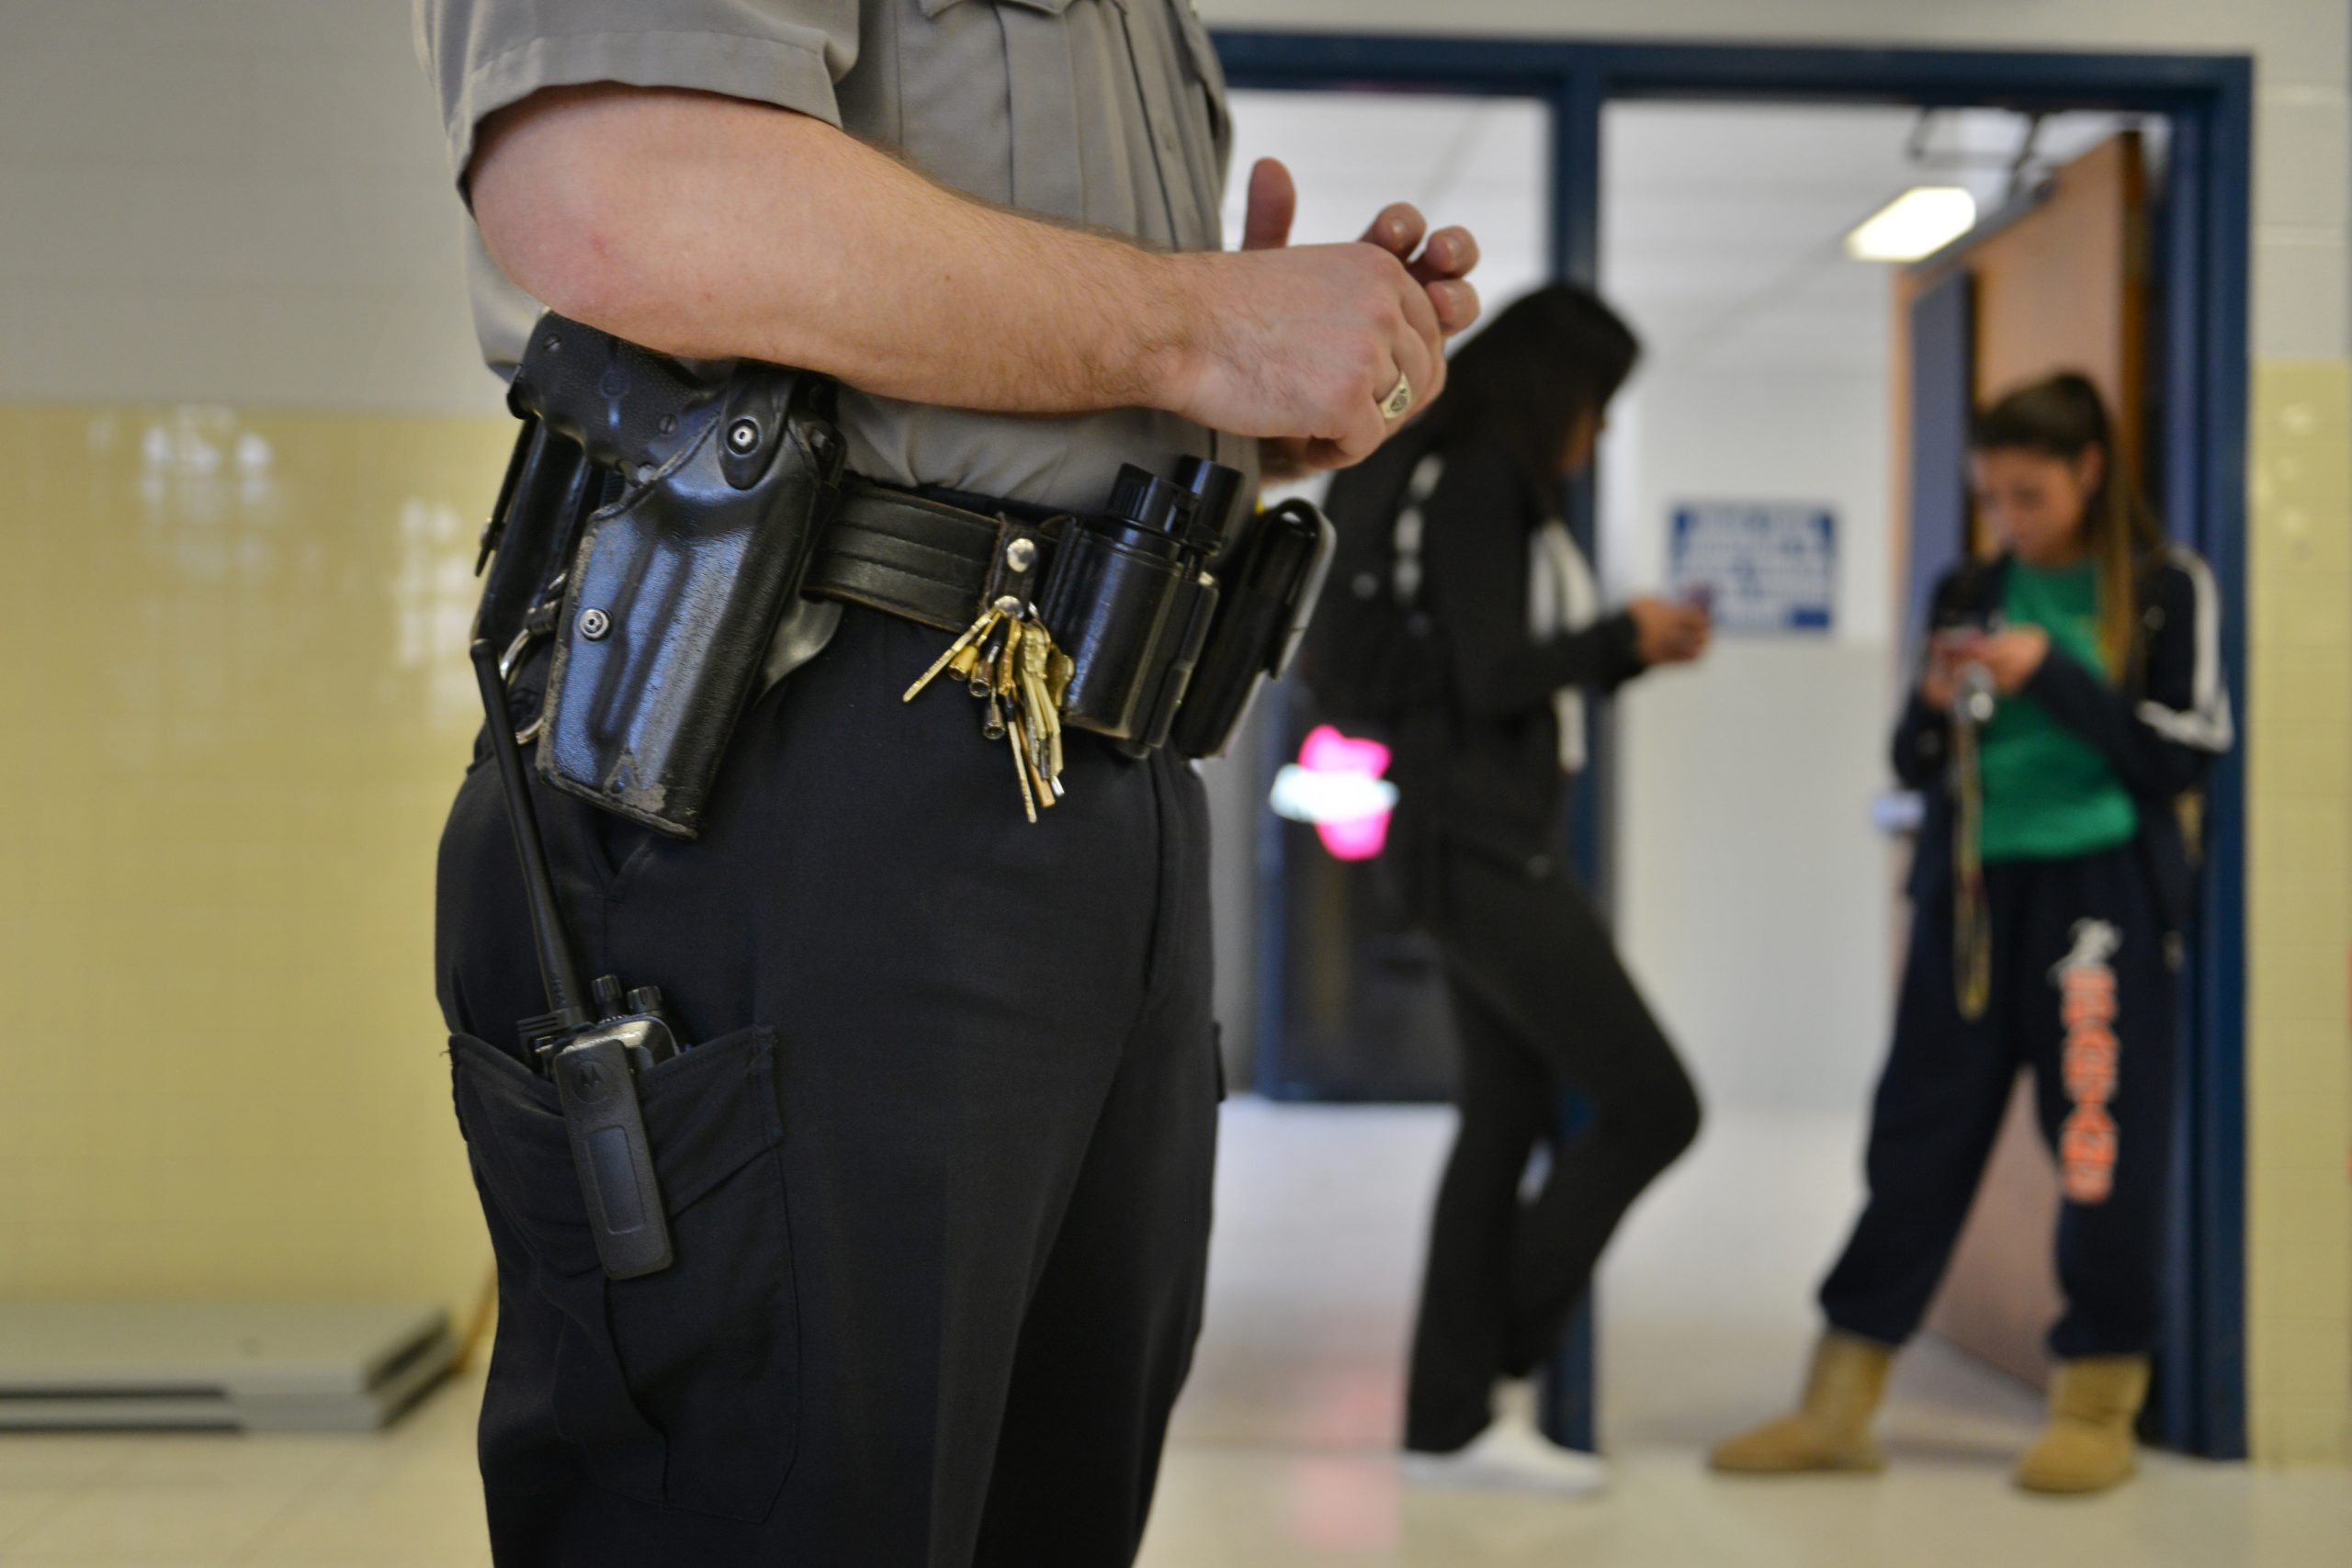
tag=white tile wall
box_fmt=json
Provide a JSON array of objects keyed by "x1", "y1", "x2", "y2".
[
  {"x1": 0, "y1": 0, "x2": 498, "y2": 415},
  {"x1": 5, "y1": 1, "x2": 2344, "y2": 405}
]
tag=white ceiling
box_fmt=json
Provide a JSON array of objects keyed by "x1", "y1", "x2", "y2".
[
  {"x1": 1603, "y1": 102, "x2": 2149, "y2": 374},
  {"x1": 1605, "y1": 102, "x2": 1917, "y2": 375},
  {"x1": 1221, "y1": 90, "x2": 2148, "y2": 375}
]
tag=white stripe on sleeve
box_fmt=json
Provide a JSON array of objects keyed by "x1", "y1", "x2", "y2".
[{"x1": 2134, "y1": 547, "x2": 2233, "y2": 752}]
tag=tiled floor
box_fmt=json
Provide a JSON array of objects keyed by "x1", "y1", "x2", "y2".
[
  {"x1": 2, "y1": 1104, "x2": 2345, "y2": 1566},
  {"x1": 1145, "y1": 1104, "x2": 2352, "y2": 1567}
]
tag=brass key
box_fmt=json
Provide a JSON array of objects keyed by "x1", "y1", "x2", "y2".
[
  {"x1": 992, "y1": 616, "x2": 1023, "y2": 701},
  {"x1": 1016, "y1": 623, "x2": 1065, "y2": 796},
  {"x1": 1013, "y1": 682, "x2": 1056, "y2": 810},
  {"x1": 1004, "y1": 697, "x2": 1041, "y2": 824},
  {"x1": 904, "y1": 595, "x2": 1022, "y2": 704},
  {"x1": 907, "y1": 592, "x2": 1071, "y2": 823}
]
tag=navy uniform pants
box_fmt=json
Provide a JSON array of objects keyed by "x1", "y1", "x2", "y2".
[
  {"x1": 436, "y1": 606, "x2": 1219, "y2": 1568},
  {"x1": 1820, "y1": 842, "x2": 2177, "y2": 1359}
]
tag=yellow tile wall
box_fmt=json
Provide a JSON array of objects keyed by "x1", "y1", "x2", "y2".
[
  {"x1": 0, "y1": 396, "x2": 2342, "y2": 1456},
  {"x1": 0, "y1": 403, "x2": 514, "y2": 1319},
  {"x1": 2244, "y1": 361, "x2": 2352, "y2": 1465}
]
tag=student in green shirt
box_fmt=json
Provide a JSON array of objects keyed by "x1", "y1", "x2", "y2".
[{"x1": 1713, "y1": 373, "x2": 2233, "y2": 1496}]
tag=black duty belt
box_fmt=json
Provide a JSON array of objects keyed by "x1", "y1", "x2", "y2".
[
  {"x1": 807, "y1": 480, "x2": 1069, "y2": 636},
  {"x1": 479, "y1": 311, "x2": 1334, "y2": 839}
]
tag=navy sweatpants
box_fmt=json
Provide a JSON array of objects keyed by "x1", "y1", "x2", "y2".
[{"x1": 1819, "y1": 842, "x2": 2177, "y2": 1359}]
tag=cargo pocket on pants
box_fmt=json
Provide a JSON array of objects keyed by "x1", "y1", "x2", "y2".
[{"x1": 449, "y1": 1025, "x2": 799, "y2": 1521}]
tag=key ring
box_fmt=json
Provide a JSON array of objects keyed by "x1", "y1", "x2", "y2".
[{"x1": 499, "y1": 573, "x2": 568, "y2": 745}]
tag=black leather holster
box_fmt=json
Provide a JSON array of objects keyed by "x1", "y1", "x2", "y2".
[{"x1": 481, "y1": 315, "x2": 845, "y2": 839}]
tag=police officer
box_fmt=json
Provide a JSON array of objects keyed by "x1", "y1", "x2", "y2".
[{"x1": 413, "y1": 3, "x2": 1481, "y2": 1563}]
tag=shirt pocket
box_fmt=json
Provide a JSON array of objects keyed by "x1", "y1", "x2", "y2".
[
  {"x1": 1164, "y1": 0, "x2": 1232, "y2": 179},
  {"x1": 1110, "y1": 0, "x2": 1225, "y2": 248},
  {"x1": 904, "y1": 0, "x2": 1219, "y2": 250},
  {"x1": 905, "y1": 0, "x2": 1087, "y2": 224}
]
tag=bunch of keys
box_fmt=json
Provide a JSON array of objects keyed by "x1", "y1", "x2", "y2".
[{"x1": 903, "y1": 593, "x2": 1075, "y2": 823}]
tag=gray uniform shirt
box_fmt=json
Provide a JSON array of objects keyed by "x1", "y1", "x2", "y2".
[{"x1": 413, "y1": 0, "x2": 1254, "y2": 518}]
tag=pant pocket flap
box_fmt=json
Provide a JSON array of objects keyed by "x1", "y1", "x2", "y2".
[
  {"x1": 449, "y1": 1033, "x2": 598, "y2": 1274},
  {"x1": 451, "y1": 1026, "x2": 786, "y2": 1271},
  {"x1": 634, "y1": 1024, "x2": 786, "y2": 1214}
]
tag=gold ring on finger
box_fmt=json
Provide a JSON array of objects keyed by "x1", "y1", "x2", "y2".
[{"x1": 1381, "y1": 372, "x2": 1413, "y2": 421}]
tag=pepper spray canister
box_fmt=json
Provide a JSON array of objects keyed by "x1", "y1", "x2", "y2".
[{"x1": 1038, "y1": 462, "x2": 1223, "y2": 746}]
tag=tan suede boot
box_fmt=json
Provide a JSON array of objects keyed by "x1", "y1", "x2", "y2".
[
  {"x1": 1709, "y1": 1332, "x2": 1893, "y2": 1473},
  {"x1": 2014, "y1": 1356, "x2": 2149, "y2": 1495}
]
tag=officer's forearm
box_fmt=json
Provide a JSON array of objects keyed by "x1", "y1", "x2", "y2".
[{"x1": 471, "y1": 85, "x2": 1195, "y2": 416}]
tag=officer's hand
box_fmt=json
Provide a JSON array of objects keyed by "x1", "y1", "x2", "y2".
[
  {"x1": 1354, "y1": 199, "x2": 1481, "y2": 337},
  {"x1": 1238, "y1": 160, "x2": 1482, "y2": 337},
  {"x1": 1627, "y1": 596, "x2": 1710, "y2": 666},
  {"x1": 1193, "y1": 159, "x2": 1479, "y2": 476}
]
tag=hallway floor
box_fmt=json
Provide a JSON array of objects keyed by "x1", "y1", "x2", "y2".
[
  {"x1": 0, "y1": 1105, "x2": 2344, "y2": 1566},
  {"x1": 1144, "y1": 1102, "x2": 2349, "y2": 1566}
]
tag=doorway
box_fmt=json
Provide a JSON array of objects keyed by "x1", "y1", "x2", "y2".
[{"x1": 1208, "y1": 32, "x2": 2251, "y2": 1461}]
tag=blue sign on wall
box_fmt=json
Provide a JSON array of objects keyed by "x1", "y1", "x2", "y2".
[{"x1": 1668, "y1": 502, "x2": 1837, "y2": 635}]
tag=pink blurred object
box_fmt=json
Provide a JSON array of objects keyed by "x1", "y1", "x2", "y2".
[{"x1": 1270, "y1": 726, "x2": 1401, "y2": 862}]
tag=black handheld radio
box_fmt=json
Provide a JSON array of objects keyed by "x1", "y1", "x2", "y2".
[{"x1": 469, "y1": 638, "x2": 684, "y2": 1280}]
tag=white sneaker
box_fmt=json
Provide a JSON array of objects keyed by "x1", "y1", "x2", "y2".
[{"x1": 1402, "y1": 1416, "x2": 1611, "y2": 1495}]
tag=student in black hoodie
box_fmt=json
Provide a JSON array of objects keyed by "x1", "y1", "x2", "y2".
[
  {"x1": 1321, "y1": 285, "x2": 1711, "y2": 1490},
  {"x1": 1711, "y1": 372, "x2": 2233, "y2": 1496}
]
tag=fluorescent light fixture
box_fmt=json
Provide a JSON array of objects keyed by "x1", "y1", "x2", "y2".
[{"x1": 1846, "y1": 186, "x2": 1978, "y2": 262}]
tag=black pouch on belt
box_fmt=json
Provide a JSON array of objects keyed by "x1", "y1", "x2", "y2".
[
  {"x1": 1170, "y1": 497, "x2": 1337, "y2": 759},
  {"x1": 507, "y1": 315, "x2": 847, "y2": 838},
  {"x1": 474, "y1": 421, "x2": 608, "y2": 662}
]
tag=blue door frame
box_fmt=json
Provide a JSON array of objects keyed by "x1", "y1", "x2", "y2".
[{"x1": 1214, "y1": 30, "x2": 2253, "y2": 1461}]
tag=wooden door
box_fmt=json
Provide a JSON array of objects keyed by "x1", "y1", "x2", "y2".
[{"x1": 1892, "y1": 133, "x2": 2150, "y2": 1386}]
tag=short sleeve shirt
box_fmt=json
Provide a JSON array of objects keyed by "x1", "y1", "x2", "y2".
[{"x1": 413, "y1": 0, "x2": 1253, "y2": 513}]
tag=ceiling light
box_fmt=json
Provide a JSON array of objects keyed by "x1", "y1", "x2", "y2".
[{"x1": 1845, "y1": 186, "x2": 1978, "y2": 263}]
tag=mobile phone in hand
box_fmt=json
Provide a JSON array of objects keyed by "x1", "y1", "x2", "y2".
[{"x1": 1929, "y1": 626, "x2": 1984, "y2": 674}]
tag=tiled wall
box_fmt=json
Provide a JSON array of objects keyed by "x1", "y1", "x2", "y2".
[
  {"x1": 0, "y1": 0, "x2": 501, "y2": 416},
  {"x1": 0, "y1": 0, "x2": 2341, "y2": 1463},
  {"x1": 0, "y1": 404, "x2": 513, "y2": 1314},
  {"x1": 2245, "y1": 362, "x2": 2352, "y2": 1464},
  {"x1": 0, "y1": 2, "x2": 510, "y2": 1322}
]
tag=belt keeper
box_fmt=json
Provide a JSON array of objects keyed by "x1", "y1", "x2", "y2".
[{"x1": 981, "y1": 514, "x2": 1054, "y2": 612}]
